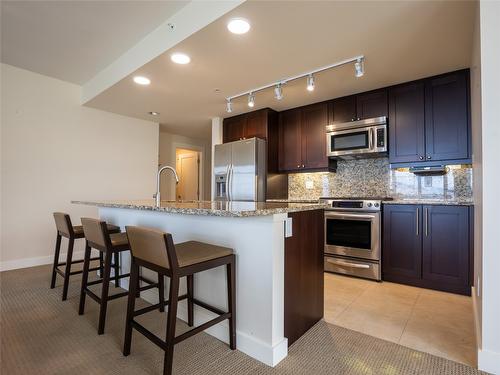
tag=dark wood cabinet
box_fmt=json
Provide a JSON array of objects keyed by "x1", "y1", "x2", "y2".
[
  {"x1": 223, "y1": 115, "x2": 246, "y2": 143},
  {"x1": 245, "y1": 110, "x2": 267, "y2": 140},
  {"x1": 279, "y1": 102, "x2": 334, "y2": 172},
  {"x1": 388, "y1": 82, "x2": 426, "y2": 163},
  {"x1": 356, "y1": 89, "x2": 388, "y2": 119},
  {"x1": 425, "y1": 71, "x2": 470, "y2": 161},
  {"x1": 278, "y1": 108, "x2": 302, "y2": 171},
  {"x1": 389, "y1": 69, "x2": 470, "y2": 166},
  {"x1": 328, "y1": 90, "x2": 387, "y2": 124},
  {"x1": 329, "y1": 95, "x2": 356, "y2": 123},
  {"x1": 301, "y1": 102, "x2": 329, "y2": 169},
  {"x1": 383, "y1": 204, "x2": 422, "y2": 279},
  {"x1": 383, "y1": 204, "x2": 471, "y2": 295},
  {"x1": 285, "y1": 209, "x2": 324, "y2": 346},
  {"x1": 422, "y1": 205, "x2": 470, "y2": 289}
]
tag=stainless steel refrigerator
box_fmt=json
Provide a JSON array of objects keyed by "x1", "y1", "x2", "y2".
[{"x1": 214, "y1": 138, "x2": 266, "y2": 201}]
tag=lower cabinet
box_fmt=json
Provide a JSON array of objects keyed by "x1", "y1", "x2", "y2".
[
  {"x1": 284, "y1": 209, "x2": 324, "y2": 345},
  {"x1": 383, "y1": 204, "x2": 471, "y2": 295}
]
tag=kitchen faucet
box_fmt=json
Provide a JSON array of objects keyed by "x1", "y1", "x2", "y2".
[{"x1": 155, "y1": 165, "x2": 179, "y2": 208}]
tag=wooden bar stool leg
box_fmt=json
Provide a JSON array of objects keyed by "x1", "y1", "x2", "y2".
[
  {"x1": 50, "y1": 233, "x2": 62, "y2": 289},
  {"x1": 158, "y1": 273, "x2": 165, "y2": 313},
  {"x1": 227, "y1": 256, "x2": 236, "y2": 350},
  {"x1": 78, "y1": 242, "x2": 92, "y2": 315},
  {"x1": 123, "y1": 260, "x2": 139, "y2": 356},
  {"x1": 61, "y1": 238, "x2": 75, "y2": 301},
  {"x1": 99, "y1": 251, "x2": 104, "y2": 277},
  {"x1": 113, "y1": 252, "x2": 120, "y2": 288},
  {"x1": 163, "y1": 275, "x2": 179, "y2": 375},
  {"x1": 98, "y1": 251, "x2": 113, "y2": 335},
  {"x1": 187, "y1": 275, "x2": 194, "y2": 327},
  {"x1": 135, "y1": 266, "x2": 141, "y2": 298}
]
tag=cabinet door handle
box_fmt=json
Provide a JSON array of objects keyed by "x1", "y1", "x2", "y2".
[
  {"x1": 419, "y1": 156, "x2": 424, "y2": 160},
  {"x1": 297, "y1": 164, "x2": 300, "y2": 168},
  {"x1": 427, "y1": 155, "x2": 432, "y2": 160},
  {"x1": 302, "y1": 164, "x2": 305, "y2": 168},
  {"x1": 424, "y1": 207, "x2": 429, "y2": 236},
  {"x1": 416, "y1": 207, "x2": 419, "y2": 236}
]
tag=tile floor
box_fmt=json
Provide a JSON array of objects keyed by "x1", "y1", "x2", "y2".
[{"x1": 324, "y1": 272, "x2": 477, "y2": 367}]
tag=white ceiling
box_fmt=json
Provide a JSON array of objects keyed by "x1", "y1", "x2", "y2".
[
  {"x1": 1, "y1": 0, "x2": 189, "y2": 84},
  {"x1": 84, "y1": 0, "x2": 477, "y2": 139}
]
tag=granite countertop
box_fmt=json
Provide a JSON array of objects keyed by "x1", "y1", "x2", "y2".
[
  {"x1": 383, "y1": 198, "x2": 474, "y2": 206},
  {"x1": 72, "y1": 199, "x2": 327, "y2": 217}
]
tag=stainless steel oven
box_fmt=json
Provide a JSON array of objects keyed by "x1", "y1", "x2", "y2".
[
  {"x1": 321, "y1": 198, "x2": 388, "y2": 281},
  {"x1": 326, "y1": 116, "x2": 387, "y2": 159}
]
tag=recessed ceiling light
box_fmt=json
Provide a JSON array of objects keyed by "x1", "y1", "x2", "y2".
[
  {"x1": 171, "y1": 53, "x2": 191, "y2": 64},
  {"x1": 133, "y1": 76, "x2": 150, "y2": 85},
  {"x1": 227, "y1": 18, "x2": 250, "y2": 34},
  {"x1": 148, "y1": 111, "x2": 160, "y2": 116}
]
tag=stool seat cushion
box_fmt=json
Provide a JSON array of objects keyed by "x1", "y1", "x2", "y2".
[
  {"x1": 74, "y1": 224, "x2": 120, "y2": 236},
  {"x1": 110, "y1": 232, "x2": 129, "y2": 247},
  {"x1": 175, "y1": 241, "x2": 233, "y2": 268}
]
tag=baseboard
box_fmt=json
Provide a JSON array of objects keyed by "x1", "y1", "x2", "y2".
[
  {"x1": 478, "y1": 348, "x2": 500, "y2": 374},
  {"x1": 0, "y1": 251, "x2": 85, "y2": 272},
  {"x1": 139, "y1": 288, "x2": 288, "y2": 367}
]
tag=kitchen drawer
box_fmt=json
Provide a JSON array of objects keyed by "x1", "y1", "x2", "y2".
[{"x1": 324, "y1": 255, "x2": 381, "y2": 281}]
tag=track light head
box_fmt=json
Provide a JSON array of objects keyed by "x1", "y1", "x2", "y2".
[
  {"x1": 355, "y1": 58, "x2": 364, "y2": 78},
  {"x1": 248, "y1": 92, "x2": 255, "y2": 108},
  {"x1": 274, "y1": 83, "x2": 283, "y2": 100},
  {"x1": 306, "y1": 74, "x2": 315, "y2": 92},
  {"x1": 226, "y1": 99, "x2": 232, "y2": 113}
]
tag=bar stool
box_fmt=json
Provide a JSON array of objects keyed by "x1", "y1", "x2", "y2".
[
  {"x1": 78, "y1": 218, "x2": 164, "y2": 335},
  {"x1": 124, "y1": 226, "x2": 236, "y2": 375},
  {"x1": 51, "y1": 212, "x2": 121, "y2": 301}
]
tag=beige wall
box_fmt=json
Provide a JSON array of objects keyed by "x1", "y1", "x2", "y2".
[
  {"x1": 158, "y1": 130, "x2": 211, "y2": 201},
  {"x1": 0, "y1": 63, "x2": 159, "y2": 270},
  {"x1": 477, "y1": 1, "x2": 500, "y2": 372},
  {"x1": 470, "y1": 1, "x2": 483, "y2": 350}
]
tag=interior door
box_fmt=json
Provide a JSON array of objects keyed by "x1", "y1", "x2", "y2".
[
  {"x1": 230, "y1": 139, "x2": 256, "y2": 201},
  {"x1": 176, "y1": 152, "x2": 199, "y2": 200}
]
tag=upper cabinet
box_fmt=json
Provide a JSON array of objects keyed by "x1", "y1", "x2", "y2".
[
  {"x1": 389, "y1": 69, "x2": 470, "y2": 165},
  {"x1": 279, "y1": 102, "x2": 336, "y2": 172},
  {"x1": 424, "y1": 71, "x2": 470, "y2": 162},
  {"x1": 328, "y1": 89, "x2": 388, "y2": 124}
]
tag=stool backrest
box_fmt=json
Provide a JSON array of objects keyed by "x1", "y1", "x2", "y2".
[
  {"x1": 126, "y1": 226, "x2": 178, "y2": 271},
  {"x1": 81, "y1": 217, "x2": 110, "y2": 250},
  {"x1": 53, "y1": 212, "x2": 74, "y2": 237}
]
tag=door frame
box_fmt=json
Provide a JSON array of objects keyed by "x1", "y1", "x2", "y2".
[{"x1": 172, "y1": 142, "x2": 204, "y2": 201}]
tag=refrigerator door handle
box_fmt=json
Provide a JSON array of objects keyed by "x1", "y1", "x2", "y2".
[{"x1": 228, "y1": 164, "x2": 233, "y2": 201}]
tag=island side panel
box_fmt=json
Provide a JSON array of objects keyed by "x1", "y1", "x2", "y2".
[
  {"x1": 98, "y1": 207, "x2": 288, "y2": 367},
  {"x1": 284, "y1": 209, "x2": 324, "y2": 346}
]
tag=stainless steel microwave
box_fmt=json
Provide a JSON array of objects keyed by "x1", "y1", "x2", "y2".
[{"x1": 326, "y1": 116, "x2": 387, "y2": 159}]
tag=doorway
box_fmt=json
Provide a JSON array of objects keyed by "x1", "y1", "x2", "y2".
[{"x1": 175, "y1": 148, "x2": 200, "y2": 201}]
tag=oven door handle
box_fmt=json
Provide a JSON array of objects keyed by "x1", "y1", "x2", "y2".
[
  {"x1": 326, "y1": 258, "x2": 370, "y2": 269},
  {"x1": 325, "y1": 213, "x2": 376, "y2": 221}
]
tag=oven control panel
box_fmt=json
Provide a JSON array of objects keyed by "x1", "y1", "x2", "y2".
[{"x1": 319, "y1": 198, "x2": 383, "y2": 212}]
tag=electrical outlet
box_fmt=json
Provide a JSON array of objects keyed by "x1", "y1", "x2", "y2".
[{"x1": 305, "y1": 180, "x2": 314, "y2": 189}]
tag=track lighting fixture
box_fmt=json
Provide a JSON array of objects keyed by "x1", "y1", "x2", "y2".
[
  {"x1": 354, "y1": 58, "x2": 364, "y2": 78},
  {"x1": 274, "y1": 83, "x2": 283, "y2": 100},
  {"x1": 306, "y1": 74, "x2": 315, "y2": 91},
  {"x1": 248, "y1": 92, "x2": 255, "y2": 108},
  {"x1": 225, "y1": 55, "x2": 364, "y2": 112}
]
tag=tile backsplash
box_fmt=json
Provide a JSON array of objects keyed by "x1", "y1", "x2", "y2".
[{"x1": 288, "y1": 158, "x2": 473, "y2": 201}]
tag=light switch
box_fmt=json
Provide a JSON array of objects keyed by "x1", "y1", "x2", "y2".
[
  {"x1": 305, "y1": 180, "x2": 314, "y2": 189},
  {"x1": 285, "y1": 218, "x2": 293, "y2": 238}
]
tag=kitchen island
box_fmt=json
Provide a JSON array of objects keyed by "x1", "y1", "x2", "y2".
[{"x1": 72, "y1": 199, "x2": 326, "y2": 366}]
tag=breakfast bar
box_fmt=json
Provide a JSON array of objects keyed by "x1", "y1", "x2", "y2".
[{"x1": 72, "y1": 199, "x2": 326, "y2": 367}]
